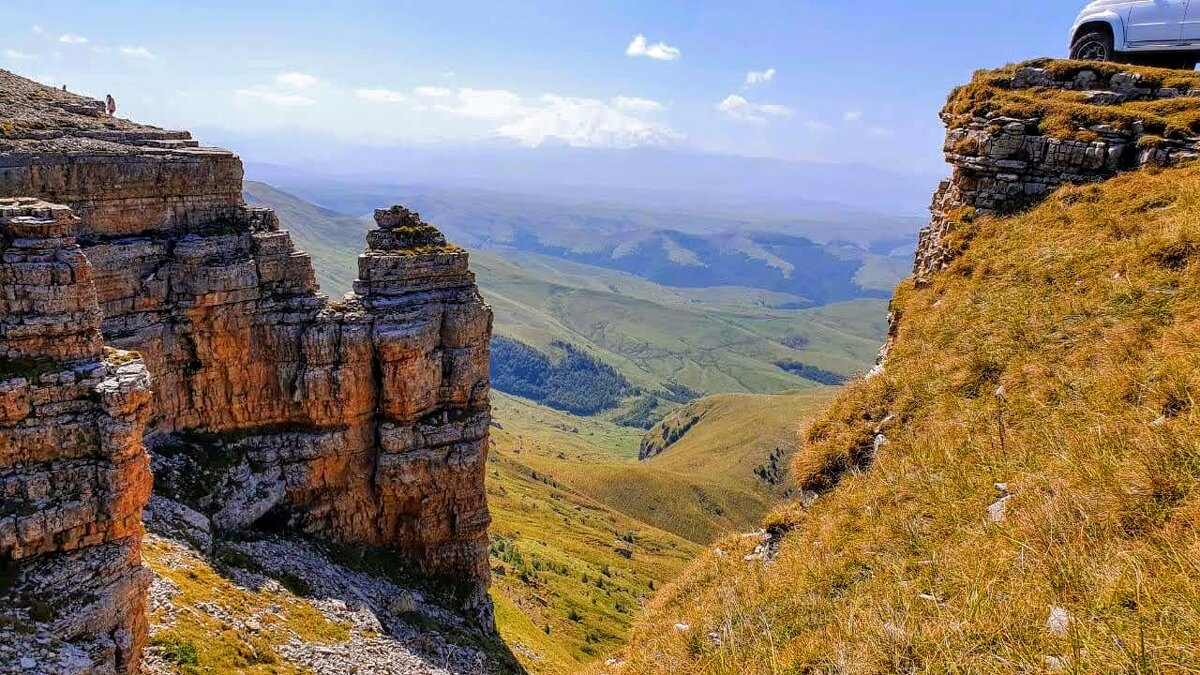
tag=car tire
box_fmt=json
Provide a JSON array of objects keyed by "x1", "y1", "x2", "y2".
[{"x1": 1071, "y1": 31, "x2": 1114, "y2": 62}]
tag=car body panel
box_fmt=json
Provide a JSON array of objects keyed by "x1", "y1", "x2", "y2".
[
  {"x1": 1184, "y1": 1, "x2": 1200, "y2": 39},
  {"x1": 1125, "y1": 0, "x2": 1187, "y2": 43},
  {"x1": 1071, "y1": 0, "x2": 1200, "y2": 53}
]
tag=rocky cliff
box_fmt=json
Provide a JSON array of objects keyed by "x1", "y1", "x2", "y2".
[
  {"x1": 915, "y1": 59, "x2": 1200, "y2": 282},
  {"x1": 0, "y1": 70, "x2": 493, "y2": 670},
  {"x1": 0, "y1": 199, "x2": 154, "y2": 673}
]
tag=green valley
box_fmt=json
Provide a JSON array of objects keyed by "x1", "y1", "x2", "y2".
[
  {"x1": 484, "y1": 389, "x2": 836, "y2": 672},
  {"x1": 244, "y1": 179, "x2": 886, "y2": 671}
]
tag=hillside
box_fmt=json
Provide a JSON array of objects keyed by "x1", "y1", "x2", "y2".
[
  {"x1": 603, "y1": 62, "x2": 1200, "y2": 674},
  {"x1": 485, "y1": 398, "x2": 703, "y2": 673},
  {"x1": 639, "y1": 391, "x2": 836, "y2": 496},
  {"x1": 491, "y1": 389, "x2": 834, "y2": 546},
  {"x1": 475, "y1": 249, "x2": 883, "y2": 403}
]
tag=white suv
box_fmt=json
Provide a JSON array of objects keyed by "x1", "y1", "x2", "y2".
[{"x1": 1071, "y1": 0, "x2": 1200, "y2": 69}]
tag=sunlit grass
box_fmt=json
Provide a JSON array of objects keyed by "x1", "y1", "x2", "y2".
[
  {"x1": 603, "y1": 162, "x2": 1200, "y2": 673},
  {"x1": 945, "y1": 58, "x2": 1200, "y2": 142}
]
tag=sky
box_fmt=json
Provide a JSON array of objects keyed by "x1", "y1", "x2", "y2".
[{"x1": 1, "y1": 1, "x2": 1095, "y2": 175}]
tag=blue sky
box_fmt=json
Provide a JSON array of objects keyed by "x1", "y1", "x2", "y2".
[{"x1": 2, "y1": 1, "x2": 1092, "y2": 173}]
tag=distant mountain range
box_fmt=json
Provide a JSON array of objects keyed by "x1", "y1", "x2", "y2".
[
  {"x1": 204, "y1": 128, "x2": 938, "y2": 217},
  {"x1": 246, "y1": 177, "x2": 917, "y2": 305}
]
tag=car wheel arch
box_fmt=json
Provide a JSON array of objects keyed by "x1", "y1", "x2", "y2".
[{"x1": 1074, "y1": 14, "x2": 1124, "y2": 49}]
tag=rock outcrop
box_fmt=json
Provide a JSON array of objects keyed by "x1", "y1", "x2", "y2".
[
  {"x1": 0, "y1": 68, "x2": 494, "y2": 667},
  {"x1": 915, "y1": 60, "x2": 1200, "y2": 282},
  {"x1": 0, "y1": 199, "x2": 154, "y2": 673},
  {"x1": 638, "y1": 406, "x2": 704, "y2": 461}
]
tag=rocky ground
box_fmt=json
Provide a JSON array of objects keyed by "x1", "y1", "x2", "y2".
[{"x1": 140, "y1": 498, "x2": 515, "y2": 675}]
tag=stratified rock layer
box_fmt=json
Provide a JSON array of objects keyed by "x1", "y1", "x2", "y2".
[
  {"x1": 914, "y1": 63, "x2": 1200, "y2": 282},
  {"x1": 0, "y1": 199, "x2": 154, "y2": 674},
  {"x1": 0, "y1": 67, "x2": 494, "y2": 638}
]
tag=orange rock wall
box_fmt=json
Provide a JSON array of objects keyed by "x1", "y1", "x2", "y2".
[{"x1": 0, "y1": 199, "x2": 154, "y2": 673}]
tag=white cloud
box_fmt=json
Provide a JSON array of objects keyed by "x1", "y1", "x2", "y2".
[
  {"x1": 843, "y1": 111, "x2": 864, "y2": 122},
  {"x1": 716, "y1": 95, "x2": 793, "y2": 123},
  {"x1": 746, "y1": 68, "x2": 777, "y2": 87},
  {"x1": 868, "y1": 126, "x2": 893, "y2": 137},
  {"x1": 625, "y1": 34, "x2": 680, "y2": 61},
  {"x1": 119, "y1": 46, "x2": 155, "y2": 59},
  {"x1": 4, "y1": 49, "x2": 37, "y2": 60},
  {"x1": 58, "y1": 34, "x2": 88, "y2": 44},
  {"x1": 759, "y1": 104, "x2": 794, "y2": 118},
  {"x1": 438, "y1": 88, "x2": 528, "y2": 119},
  {"x1": 356, "y1": 87, "x2": 406, "y2": 103},
  {"x1": 496, "y1": 94, "x2": 679, "y2": 148},
  {"x1": 414, "y1": 85, "x2": 453, "y2": 98},
  {"x1": 32, "y1": 25, "x2": 44, "y2": 35},
  {"x1": 276, "y1": 72, "x2": 317, "y2": 88},
  {"x1": 803, "y1": 120, "x2": 834, "y2": 133},
  {"x1": 613, "y1": 96, "x2": 664, "y2": 113},
  {"x1": 234, "y1": 89, "x2": 314, "y2": 106},
  {"x1": 414, "y1": 86, "x2": 676, "y2": 148},
  {"x1": 717, "y1": 95, "x2": 758, "y2": 122}
]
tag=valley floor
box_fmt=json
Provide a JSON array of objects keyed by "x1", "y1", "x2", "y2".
[{"x1": 485, "y1": 391, "x2": 834, "y2": 673}]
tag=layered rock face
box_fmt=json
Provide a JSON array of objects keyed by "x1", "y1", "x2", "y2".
[
  {"x1": 0, "y1": 199, "x2": 154, "y2": 673},
  {"x1": 0, "y1": 67, "x2": 494, "y2": 642},
  {"x1": 915, "y1": 63, "x2": 1200, "y2": 282}
]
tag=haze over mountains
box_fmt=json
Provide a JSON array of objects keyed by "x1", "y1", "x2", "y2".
[
  {"x1": 244, "y1": 153, "x2": 923, "y2": 288},
  {"x1": 224, "y1": 130, "x2": 938, "y2": 216}
]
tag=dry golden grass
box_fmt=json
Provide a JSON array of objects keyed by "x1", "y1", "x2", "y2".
[
  {"x1": 944, "y1": 58, "x2": 1200, "y2": 141},
  {"x1": 600, "y1": 163, "x2": 1200, "y2": 674}
]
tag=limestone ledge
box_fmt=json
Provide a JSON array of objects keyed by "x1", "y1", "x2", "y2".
[{"x1": 914, "y1": 63, "x2": 1200, "y2": 283}]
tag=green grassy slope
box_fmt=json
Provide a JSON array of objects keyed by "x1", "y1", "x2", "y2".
[
  {"x1": 486, "y1": 393, "x2": 702, "y2": 673},
  {"x1": 491, "y1": 390, "x2": 834, "y2": 545},
  {"x1": 640, "y1": 390, "x2": 837, "y2": 494},
  {"x1": 473, "y1": 249, "x2": 884, "y2": 398},
  {"x1": 485, "y1": 389, "x2": 836, "y2": 670},
  {"x1": 244, "y1": 181, "x2": 368, "y2": 297},
  {"x1": 487, "y1": 451, "x2": 700, "y2": 673}
]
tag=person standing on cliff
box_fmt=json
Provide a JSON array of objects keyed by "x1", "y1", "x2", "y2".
[{"x1": 105, "y1": 94, "x2": 116, "y2": 117}]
